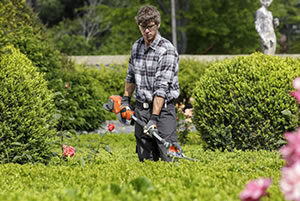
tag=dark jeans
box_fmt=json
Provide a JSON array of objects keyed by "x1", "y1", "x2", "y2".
[{"x1": 134, "y1": 102, "x2": 178, "y2": 162}]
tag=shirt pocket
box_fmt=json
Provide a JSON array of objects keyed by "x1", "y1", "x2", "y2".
[
  {"x1": 134, "y1": 56, "x2": 145, "y2": 73},
  {"x1": 145, "y1": 55, "x2": 159, "y2": 74}
]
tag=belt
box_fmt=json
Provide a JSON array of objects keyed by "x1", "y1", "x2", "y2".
[
  {"x1": 136, "y1": 99, "x2": 175, "y2": 110},
  {"x1": 136, "y1": 101, "x2": 153, "y2": 109}
]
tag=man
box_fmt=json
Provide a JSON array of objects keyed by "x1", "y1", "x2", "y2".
[
  {"x1": 255, "y1": 0, "x2": 279, "y2": 55},
  {"x1": 121, "y1": 5, "x2": 180, "y2": 162}
]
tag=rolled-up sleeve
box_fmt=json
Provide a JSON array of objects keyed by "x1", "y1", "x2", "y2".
[{"x1": 154, "y1": 48, "x2": 178, "y2": 98}]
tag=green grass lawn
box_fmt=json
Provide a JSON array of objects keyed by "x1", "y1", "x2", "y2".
[{"x1": 0, "y1": 133, "x2": 285, "y2": 201}]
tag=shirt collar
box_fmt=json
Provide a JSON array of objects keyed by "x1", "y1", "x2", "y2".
[
  {"x1": 149, "y1": 33, "x2": 161, "y2": 51},
  {"x1": 140, "y1": 33, "x2": 161, "y2": 52}
]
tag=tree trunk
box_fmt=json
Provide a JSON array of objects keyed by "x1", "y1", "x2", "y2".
[
  {"x1": 176, "y1": 0, "x2": 189, "y2": 54},
  {"x1": 156, "y1": 0, "x2": 189, "y2": 54}
]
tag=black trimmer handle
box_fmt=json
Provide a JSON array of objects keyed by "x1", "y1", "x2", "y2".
[
  {"x1": 131, "y1": 114, "x2": 199, "y2": 162},
  {"x1": 131, "y1": 115, "x2": 146, "y2": 127},
  {"x1": 131, "y1": 115, "x2": 171, "y2": 148}
]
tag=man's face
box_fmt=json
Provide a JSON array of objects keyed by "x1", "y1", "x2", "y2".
[
  {"x1": 260, "y1": 0, "x2": 273, "y2": 7},
  {"x1": 139, "y1": 21, "x2": 160, "y2": 45}
]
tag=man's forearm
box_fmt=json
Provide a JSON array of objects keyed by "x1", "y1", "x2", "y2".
[
  {"x1": 152, "y1": 96, "x2": 164, "y2": 115},
  {"x1": 124, "y1": 82, "x2": 136, "y2": 97}
]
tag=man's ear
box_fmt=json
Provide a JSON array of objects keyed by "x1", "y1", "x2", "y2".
[{"x1": 157, "y1": 23, "x2": 160, "y2": 29}]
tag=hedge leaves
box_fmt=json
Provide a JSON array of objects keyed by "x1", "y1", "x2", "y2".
[{"x1": 0, "y1": 46, "x2": 57, "y2": 164}]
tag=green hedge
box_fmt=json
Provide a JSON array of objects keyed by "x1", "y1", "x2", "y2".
[
  {"x1": 85, "y1": 64, "x2": 128, "y2": 100},
  {"x1": 84, "y1": 64, "x2": 128, "y2": 120},
  {"x1": 53, "y1": 67, "x2": 107, "y2": 131},
  {"x1": 0, "y1": 1, "x2": 109, "y2": 130},
  {"x1": 179, "y1": 59, "x2": 210, "y2": 103},
  {"x1": 0, "y1": 0, "x2": 63, "y2": 81},
  {"x1": 0, "y1": 133, "x2": 285, "y2": 201},
  {"x1": 0, "y1": 46, "x2": 57, "y2": 164},
  {"x1": 193, "y1": 53, "x2": 300, "y2": 151}
]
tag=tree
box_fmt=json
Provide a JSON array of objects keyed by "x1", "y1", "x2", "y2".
[
  {"x1": 155, "y1": 0, "x2": 189, "y2": 54},
  {"x1": 28, "y1": 0, "x2": 300, "y2": 54},
  {"x1": 77, "y1": 0, "x2": 110, "y2": 43},
  {"x1": 184, "y1": 0, "x2": 260, "y2": 54},
  {"x1": 272, "y1": 0, "x2": 300, "y2": 53}
]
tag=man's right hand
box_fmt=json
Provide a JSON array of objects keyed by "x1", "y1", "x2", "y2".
[{"x1": 120, "y1": 96, "x2": 131, "y2": 113}]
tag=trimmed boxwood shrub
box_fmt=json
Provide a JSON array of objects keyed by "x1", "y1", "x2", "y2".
[
  {"x1": 0, "y1": 46, "x2": 57, "y2": 164},
  {"x1": 193, "y1": 53, "x2": 300, "y2": 151},
  {"x1": 0, "y1": 0, "x2": 63, "y2": 81},
  {"x1": 0, "y1": 1, "x2": 109, "y2": 130}
]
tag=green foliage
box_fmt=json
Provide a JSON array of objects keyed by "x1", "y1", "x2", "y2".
[
  {"x1": 176, "y1": 104, "x2": 193, "y2": 144},
  {"x1": 53, "y1": 67, "x2": 107, "y2": 132},
  {"x1": 37, "y1": 0, "x2": 175, "y2": 55},
  {"x1": 286, "y1": 38, "x2": 300, "y2": 53},
  {"x1": 0, "y1": 46, "x2": 57, "y2": 164},
  {"x1": 179, "y1": 59, "x2": 210, "y2": 102},
  {"x1": 0, "y1": 0, "x2": 63, "y2": 79},
  {"x1": 36, "y1": 0, "x2": 64, "y2": 26},
  {"x1": 193, "y1": 53, "x2": 300, "y2": 151},
  {"x1": 97, "y1": 5, "x2": 142, "y2": 55},
  {"x1": 271, "y1": 0, "x2": 300, "y2": 53},
  {"x1": 48, "y1": 2, "x2": 143, "y2": 55},
  {"x1": 47, "y1": 4, "x2": 111, "y2": 55},
  {"x1": 0, "y1": 0, "x2": 109, "y2": 131},
  {"x1": 84, "y1": 64, "x2": 128, "y2": 120},
  {"x1": 185, "y1": 0, "x2": 260, "y2": 54},
  {"x1": 0, "y1": 133, "x2": 286, "y2": 200},
  {"x1": 86, "y1": 64, "x2": 127, "y2": 98},
  {"x1": 29, "y1": 0, "x2": 300, "y2": 54},
  {"x1": 49, "y1": 30, "x2": 99, "y2": 55}
]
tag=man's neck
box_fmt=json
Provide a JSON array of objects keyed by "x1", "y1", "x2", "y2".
[
  {"x1": 145, "y1": 41, "x2": 151, "y2": 48},
  {"x1": 145, "y1": 33, "x2": 158, "y2": 48}
]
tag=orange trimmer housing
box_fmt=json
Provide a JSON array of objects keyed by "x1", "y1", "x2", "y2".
[
  {"x1": 103, "y1": 95, "x2": 134, "y2": 124},
  {"x1": 109, "y1": 95, "x2": 122, "y2": 114}
]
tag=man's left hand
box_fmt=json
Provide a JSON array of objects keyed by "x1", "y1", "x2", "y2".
[{"x1": 143, "y1": 114, "x2": 159, "y2": 137}]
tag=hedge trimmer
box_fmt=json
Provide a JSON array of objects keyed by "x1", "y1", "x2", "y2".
[{"x1": 103, "y1": 95, "x2": 199, "y2": 162}]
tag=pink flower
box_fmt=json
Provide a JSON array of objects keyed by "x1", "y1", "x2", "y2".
[
  {"x1": 65, "y1": 83, "x2": 70, "y2": 88},
  {"x1": 239, "y1": 178, "x2": 272, "y2": 201},
  {"x1": 290, "y1": 91, "x2": 300, "y2": 103},
  {"x1": 280, "y1": 128, "x2": 300, "y2": 167},
  {"x1": 184, "y1": 108, "x2": 193, "y2": 118},
  {"x1": 293, "y1": 77, "x2": 300, "y2": 90},
  {"x1": 108, "y1": 123, "x2": 115, "y2": 132},
  {"x1": 62, "y1": 145, "x2": 75, "y2": 157},
  {"x1": 280, "y1": 162, "x2": 300, "y2": 201}
]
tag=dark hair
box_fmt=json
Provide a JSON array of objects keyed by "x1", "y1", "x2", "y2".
[{"x1": 135, "y1": 5, "x2": 161, "y2": 26}]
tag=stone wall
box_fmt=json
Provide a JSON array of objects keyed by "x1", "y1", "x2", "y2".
[{"x1": 70, "y1": 54, "x2": 300, "y2": 65}]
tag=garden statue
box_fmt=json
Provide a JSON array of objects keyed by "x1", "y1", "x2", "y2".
[{"x1": 255, "y1": 0, "x2": 279, "y2": 55}]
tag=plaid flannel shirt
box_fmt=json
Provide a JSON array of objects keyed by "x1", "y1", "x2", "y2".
[{"x1": 126, "y1": 34, "x2": 180, "y2": 103}]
